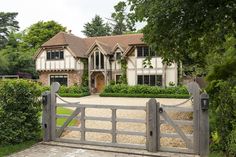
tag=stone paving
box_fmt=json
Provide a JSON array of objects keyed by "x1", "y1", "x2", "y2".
[
  {"x1": 9, "y1": 144, "x2": 147, "y2": 157},
  {"x1": 9, "y1": 142, "x2": 199, "y2": 157}
]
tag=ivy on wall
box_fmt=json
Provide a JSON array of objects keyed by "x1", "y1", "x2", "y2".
[
  {"x1": 119, "y1": 57, "x2": 128, "y2": 84},
  {"x1": 80, "y1": 58, "x2": 88, "y2": 87}
]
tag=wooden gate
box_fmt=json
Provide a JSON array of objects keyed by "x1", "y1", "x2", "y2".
[{"x1": 42, "y1": 82, "x2": 209, "y2": 156}]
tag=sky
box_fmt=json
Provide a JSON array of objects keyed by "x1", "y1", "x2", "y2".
[{"x1": 0, "y1": 0, "x2": 143, "y2": 37}]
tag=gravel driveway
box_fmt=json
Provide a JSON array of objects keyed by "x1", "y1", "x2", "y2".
[{"x1": 57, "y1": 95, "x2": 193, "y2": 148}]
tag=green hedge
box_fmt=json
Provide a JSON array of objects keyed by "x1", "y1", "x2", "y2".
[
  {"x1": 100, "y1": 84, "x2": 189, "y2": 98},
  {"x1": 0, "y1": 79, "x2": 41, "y2": 145},
  {"x1": 100, "y1": 93, "x2": 190, "y2": 98},
  {"x1": 59, "y1": 92, "x2": 90, "y2": 97},
  {"x1": 40, "y1": 85, "x2": 89, "y2": 97}
]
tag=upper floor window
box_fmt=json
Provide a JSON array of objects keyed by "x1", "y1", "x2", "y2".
[
  {"x1": 116, "y1": 52, "x2": 122, "y2": 60},
  {"x1": 91, "y1": 50, "x2": 105, "y2": 70},
  {"x1": 46, "y1": 50, "x2": 64, "y2": 60},
  {"x1": 137, "y1": 46, "x2": 156, "y2": 57}
]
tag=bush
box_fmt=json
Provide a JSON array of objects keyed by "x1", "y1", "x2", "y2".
[
  {"x1": 39, "y1": 85, "x2": 89, "y2": 97},
  {"x1": 101, "y1": 84, "x2": 189, "y2": 98},
  {"x1": 207, "y1": 80, "x2": 236, "y2": 155},
  {"x1": 0, "y1": 79, "x2": 41, "y2": 145},
  {"x1": 100, "y1": 93, "x2": 190, "y2": 98}
]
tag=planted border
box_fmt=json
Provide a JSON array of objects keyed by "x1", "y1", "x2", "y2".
[{"x1": 100, "y1": 84, "x2": 190, "y2": 99}]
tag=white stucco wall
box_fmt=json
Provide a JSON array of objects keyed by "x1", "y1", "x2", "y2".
[
  {"x1": 165, "y1": 63, "x2": 178, "y2": 86},
  {"x1": 126, "y1": 47, "x2": 178, "y2": 86}
]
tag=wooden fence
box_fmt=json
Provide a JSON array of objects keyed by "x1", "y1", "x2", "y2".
[{"x1": 42, "y1": 82, "x2": 209, "y2": 156}]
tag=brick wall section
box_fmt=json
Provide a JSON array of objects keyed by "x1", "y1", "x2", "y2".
[{"x1": 38, "y1": 70, "x2": 83, "y2": 86}]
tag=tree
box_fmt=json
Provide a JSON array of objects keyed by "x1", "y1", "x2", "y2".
[
  {"x1": 111, "y1": 1, "x2": 136, "y2": 35},
  {"x1": 0, "y1": 12, "x2": 19, "y2": 49},
  {"x1": 128, "y1": 0, "x2": 236, "y2": 75},
  {"x1": 22, "y1": 20, "x2": 66, "y2": 49},
  {"x1": 0, "y1": 21, "x2": 66, "y2": 78},
  {"x1": 82, "y1": 15, "x2": 111, "y2": 37}
]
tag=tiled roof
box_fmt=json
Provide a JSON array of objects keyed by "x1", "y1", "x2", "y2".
[{"x1": 41, "y1": 32, "x2": 145, "y2": 57}]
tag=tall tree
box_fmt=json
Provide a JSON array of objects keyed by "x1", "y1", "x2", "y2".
[
  {"x1": 111, "y1": 1, "x2": 136, "y2": 35},
  {"x1": 0, "y1": 21, "x2": 66, "y2": 77},
  {"x1": 82, "y1": 15, "x2": 111, "y2": 37},
  {"x1": 22, "y1": 20, "x2": 66, "y2": 49},
  {"x1": 0, "y1": 12, "x2": 19, "y2": 49},
  {"x1": 128, "y1": 0, "x2": 235, "y2": 75}
]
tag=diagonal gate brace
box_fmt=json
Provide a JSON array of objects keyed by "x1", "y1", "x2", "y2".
[
  {"x1": 56, "y1": 107, "x2": 81, "y2": 137},
  {"x1": 161, "y1": 110, "x2": 193, "y2": 149}
]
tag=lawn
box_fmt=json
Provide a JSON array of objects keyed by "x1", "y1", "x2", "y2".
[
  {"x1": 0, "y1": 107, "x2": 77, "y2": 157},
  {"x1": 56, "y1": 107, "x2": 78, "y2": 126}
]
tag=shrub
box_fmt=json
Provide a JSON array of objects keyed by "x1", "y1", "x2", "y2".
[
  {"x1": 101, "y1": 84, "x2": 189, "y2": 98},
  {"x1": 0, "y1": 79, "x2": 41, "y2": 145},
  {"x1": 207, "y1": 80, "x2": 236, "y2": 155},
  {"x1": 39, "y1": 84, "x2": 89, "y2": 97}
]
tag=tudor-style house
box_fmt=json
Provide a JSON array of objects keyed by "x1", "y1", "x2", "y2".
[{"x1": 35, "y1": 32, "x2": 178, "y2": 93}]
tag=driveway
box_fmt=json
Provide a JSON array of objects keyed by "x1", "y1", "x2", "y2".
[{"x1": 57, "y1": 94, "x2": 192, "y2": 107}]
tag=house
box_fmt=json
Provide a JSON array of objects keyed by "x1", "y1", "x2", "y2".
[{"x1": 35, "y1": 32, "x2": 178, "y2": 93}]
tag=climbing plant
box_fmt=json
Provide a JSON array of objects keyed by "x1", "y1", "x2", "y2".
[
  {"x1": 119, "y1": 57, "x2": 128, "y2": 84},
  {"x1": 80, "y1": 58, "x2": 88, "y2": 87}
]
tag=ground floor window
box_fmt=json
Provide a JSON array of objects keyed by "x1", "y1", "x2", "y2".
[
  {"x1": 116, "y1": 75, "x2": 121, "y2": 84},
  {"x1": 50, "y1": 75, "x2": 68, "y2": 86},
  {"x1": 137, "y1": 75, "x2": 162, "y2": 86}
]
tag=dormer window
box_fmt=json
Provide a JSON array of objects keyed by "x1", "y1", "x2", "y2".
[
  {"x1": 116, "y1": 52, "x2": 122, "y2": 60},
  {"x1": 46, "y1": 50, "x2": 64, "y2": 60}
]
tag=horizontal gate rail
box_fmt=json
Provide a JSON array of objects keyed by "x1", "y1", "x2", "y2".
[
  {"x1": 160, "y1": 119, "x2": 193, "y2": 126},
  {"x1": 56, "y1": 103, "x2": 146, "y2": 110},
  {"x1": 161, "y1": 106, "x2": 194, "y2": 112},
  {"x1": 160, "y1": 133, "x2": 193, "y2": 139},
  {"x1": 55, "y1": 138, "x2": 146, "y2": 149}
]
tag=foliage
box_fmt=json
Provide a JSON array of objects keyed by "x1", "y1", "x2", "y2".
[
  {"x1": 39, "y1": 85, "x2": 89, "y2": 97},
  {"x1": 101, "y1": 84, "x2": 189, "y2": 98},
  {"x1": 0, "y1": 12, "x2": 19, "y2": 49},
  {"x1": 0, "y1": 79, "x2": 41, "y2": 145},
  {"x1": 100, "y1": 93, "x2": 189, "y2": 99},
  {"x1": 0, "y1": 20, "x2": 66, "y2": 78},
  {"x1": 119, "y1": 58, "x2": 128, "y2": 84},
  {"x1": 128, "y1": 0, "x2": 236, "y2": 76},
  {"x1": 81, "y1": 58, "x2": 89, "y2": 87},
  {"x1": 111, "y1": 1, "x2": 136, "y2": 35},
  {"x1": 22, "y1": 20, "x2": 66, "y2": 49},
  {"x1": 205, "y1": 36, "x2": 236, "y2": 155},
  {"x1": 206, "y1": 81, "x2": 236, "y2": 155},
  {"x1": 82, "y1": 15, "x2": 111, "y2": 37}
]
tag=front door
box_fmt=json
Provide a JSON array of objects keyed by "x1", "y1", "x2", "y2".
[{"x1": 96, "y1": 73, "x2": 105, "y2": 93}]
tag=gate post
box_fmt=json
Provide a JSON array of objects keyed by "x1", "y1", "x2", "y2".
[
  {"x1": 199, "y1": 93, "x2": 209, "y2": 157},
  {"x1": 146, "y1": 98, "x2": 160, "y2": 152},
  {"x1": 188, "y1": 82, "x2": 201, "y2": 154},
  {"x1": 50, "y1": 82, "x2": 60, "y2": 141},
  {"x1": 42, "y1": 91, "x2": 51, "y2": 141}
]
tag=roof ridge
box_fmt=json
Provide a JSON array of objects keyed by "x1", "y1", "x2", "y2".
[{"x1": 83, "y1": 33, "x2": 143, "y2": 39}]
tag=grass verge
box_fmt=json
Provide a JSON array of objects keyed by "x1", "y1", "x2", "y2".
[{"x1": 0, "y1": 141, "x2": 37, "y2": 157}]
